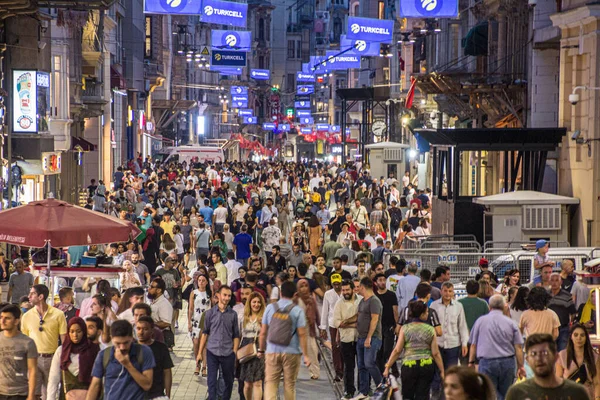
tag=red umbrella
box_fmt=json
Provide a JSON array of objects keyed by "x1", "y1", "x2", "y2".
[{"x1": 0, "y1": 197, "x2": 141, "y2": 248}]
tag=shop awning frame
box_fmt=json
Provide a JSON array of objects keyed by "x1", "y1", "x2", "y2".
[{"x1": 71, "y1": 136, "x2": 97, "y2": 152}]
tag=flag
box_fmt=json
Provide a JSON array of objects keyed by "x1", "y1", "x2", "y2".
[{"x1": 405, "y1": 77, "x2": 417, "y2": 109}]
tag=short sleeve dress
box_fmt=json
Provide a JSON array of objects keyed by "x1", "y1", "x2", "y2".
[{"x1": 191, "y1": 289, "x2": 211, "y2": 339}]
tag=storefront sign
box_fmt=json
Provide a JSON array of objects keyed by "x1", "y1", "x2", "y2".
[
  {"x1": 297, "y1": 85, "x2": 314, "y2": 95},
  {"x1": 341, "y1": 35, "x2": 380, "y2": 57},
  {"x1": 211, "y1": 30, "x2": 251, "y2": 52},
  {"x1": 250, "y1": 69, "x2": 270, "y2": 80},
  {"x1": 230, "y1": 86, "x2": 248, "y2": 95},
  {"x1": 201, "y1": 0, "x2": 248, "y2": 27},
  {"x1": 211, "y1": 50, "x2": 246, "y2": 66},
  {"x1": 144, "y1": 0, "x2": 201, "y2": 14},
  {"x1": 346, "y1": 16, "x2": 393, "y2": 43},
  {"x1": 399, "y1": 0, "x2": 458, "y2": 18},
  {"x1": 41, "y1": 152, "x2": 61, "y2": 175},
  {"x1": 296, "y1": 72, "x2": 315, "y2": 82},
  {"x1": 13, "y1": 70, "x2": 38, "y2": 133},
  {"x1": 325, "y1": 51, "x2": 361, "y2": 70},
  {"x1": 331, "y1": 144, "x2": 343, "y2": 154}
]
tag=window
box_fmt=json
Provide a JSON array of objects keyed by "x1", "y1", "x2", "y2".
[
  {"x1": 287, "y1": 40, "x2": 295, "y2": 59},
  {"x1": 259, "y1": 18, "x2": 265, "y2": 40},
  {"x1": 333, "y1": 18, "x2": 342, "y2": 42},
  {"x1": 259, "y1": 56, "x2": 266, "y2": 69},
  {"x1": 115, "y1": 15, "x2": 123, "y2": 64},
  {"x1": 287, "y1": 73, "x2": 295, "y2": 91},
  {"x1": 378, "y1": 1, "x2": 385, "y2": 19},
  {"x1": 522, "y1": 206, "x2": 561, "y2": 230},
  {"x1": 51, "y1": 55, "x2": 64, "y2": 119},
  {"x1": 145, "y1": 17, "x2": 152, "y2": 58},
  {"x1": 296, "y1": 40, "x2": 302, "y2": 59}
]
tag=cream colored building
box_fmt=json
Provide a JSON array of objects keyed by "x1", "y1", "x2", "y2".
[{"x1": 551, "y1": 2, "x2": 600, "y2": 246}]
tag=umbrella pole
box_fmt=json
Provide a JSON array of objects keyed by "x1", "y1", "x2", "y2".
[{"x1": 46, "y1": 240, "x2": 52, "y2": 305}]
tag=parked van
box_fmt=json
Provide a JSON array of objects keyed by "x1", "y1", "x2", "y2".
[{"x1": 154, "y1": 145, "x2": 225, "y2": 165}]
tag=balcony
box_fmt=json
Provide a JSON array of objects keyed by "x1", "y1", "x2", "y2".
[{"x1": 81, "y1": 79, "x2": 107, "y2": 117}]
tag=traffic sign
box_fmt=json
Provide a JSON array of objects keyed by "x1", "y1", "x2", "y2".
[{"x1": 201, "y1": 47, "x2": 210, "y2": 56}]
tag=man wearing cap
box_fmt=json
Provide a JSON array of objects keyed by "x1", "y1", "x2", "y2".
[
  {"x1": 319, "y1": 273, "x2": 344, "y2": 382},
  {"x1": 476, "y1": 258, "x2": 498, "y2": 284},
  {"x1": 261, "y1": 218, "x2": 282, "y2": 260}
]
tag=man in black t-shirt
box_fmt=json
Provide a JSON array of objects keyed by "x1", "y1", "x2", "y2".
[
  {"x1": 374, "y1": 273, "x2": 399, "y2": 376},
  {"x1": 328, "y1": 257, "x2": 352, "y2": 281},
  {"x1": 136, "y1": 316, "x2": 174, "y2": 399}
]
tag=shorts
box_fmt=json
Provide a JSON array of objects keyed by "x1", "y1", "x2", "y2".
[{"x1": 183, "y1": 243, "x2": 191, "y2": 253}]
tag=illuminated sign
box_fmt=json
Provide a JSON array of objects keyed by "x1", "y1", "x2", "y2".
[
  {"x1": 347, "y1": 17, "x2": 393, "y2": 43},
  {"x1": 13, "y1": 70, "x2": 38, "y2": 133},
  {"x1": 211, "y1": 30, "x2": 251, "y2": 52},
  {"x1": 41, "y1": 152, "x2": 62, "y2": 175},
  {"x1": 399, "y1": 0, "x2": 458, "y2": 18},
  {"x1": 201, "y1": 0, "x2": 248, "y2": 27}
]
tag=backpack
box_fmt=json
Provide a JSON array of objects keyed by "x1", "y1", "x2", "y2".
[
  {"x1": 267, "y1": 302, "x2": 296, "y2": 346},
  {"x1": 390, "y1": 208, "x2": 402, "y2": 227},
  {"x1": 103, "y1": 343, "x2": 144, "y2": 370}
]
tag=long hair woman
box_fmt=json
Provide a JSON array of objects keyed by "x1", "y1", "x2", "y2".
[
  {"x1": 443, "y1": 366, "x2": 495, "y2": 400},
  {"x1": 510, "y1": 286, "x2": 530, "y2": 327},
  {"x1": 520, "y1": 287, "x2": 558, "y2": 338},
  {"x1": 383, "y1": 301, "x2": 444, "y2": 400},
  {"x1": 307, "y1": 215, "x2": 322, "y2": 256},
  {"x1": 188, "y1": 273, "x2": 212, "y2": 376},
  {"x1": 47, "y1": 317, "x2": 101, "y2": 399},
  {"x1": 495, "y1": 269, "x2": 521, "y2": 296},
  {"x1": 295, "y1": 279, "x2": 321, "y2": 380},
  {"x1": 556, "y1": 323, "x2": 600, "y2": 399},
  {"x1": 239, "y1": 292, "x2": 267, "y2": 400}
]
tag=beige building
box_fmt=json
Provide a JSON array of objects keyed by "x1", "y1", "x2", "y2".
[{"x1": 551, "y1": 1, "x2": 600, "y2": 246}]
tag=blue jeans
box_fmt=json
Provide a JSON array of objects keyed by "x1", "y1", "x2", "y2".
[
  {"x1": 557, "y1": 326, "x2": 570, "y2": 352},
  {"x1": 431, "y1": 346, "x2": 460, "y2": 400},
  {"x1": 357, "y1": 337, "x2": 382, "y2": 395},
  {"x1": 206, "y1": 350, "x2": 235, "y2": 400},
  {"x1": 478, "y1": 356, "x2": 516, "y2": 400}
]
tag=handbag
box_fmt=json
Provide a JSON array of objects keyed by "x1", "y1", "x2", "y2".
[
  {"x1": 236, "y1": 330, "x2": 258, "y2": 364},
  {"x1": 63, "y1": 370, "x2": 87, "y2": 400}
]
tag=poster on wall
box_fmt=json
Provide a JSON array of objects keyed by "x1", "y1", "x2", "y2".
[{"x1": 13, "y1": 70, "x2": 38, "y2": 133}]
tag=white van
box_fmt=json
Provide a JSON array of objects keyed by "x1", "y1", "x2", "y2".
[{"x1": 154, "y1": 145, "x2": 225, "y2": 165}]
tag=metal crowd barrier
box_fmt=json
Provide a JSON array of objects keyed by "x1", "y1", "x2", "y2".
[{"x1": 483, "y1": 240, "x2": 570, "y2": 253}]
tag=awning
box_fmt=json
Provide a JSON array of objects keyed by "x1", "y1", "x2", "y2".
[
  {"x1": 110, "y1": 66, "x2": 126, "y2": 90},
  {"x1": 71, "y1": 136, "x2": 97, "y2": 152}
]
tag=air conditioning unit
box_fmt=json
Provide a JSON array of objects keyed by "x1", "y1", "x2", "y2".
[{"x1": 316, "y1": 11, "x2": 330, "y2": 22}]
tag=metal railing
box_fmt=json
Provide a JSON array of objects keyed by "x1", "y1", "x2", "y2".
[{"x1": 484, "y1": 240, "x2": 571, "y2": 253}]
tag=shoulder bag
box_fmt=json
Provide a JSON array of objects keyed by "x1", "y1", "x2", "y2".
[
  {"x1": 63, "y1": 370, "x2": 87, "y2": 400},
  {"x1": 236, "y1": 327, "x2": 259, "y2": 364}
]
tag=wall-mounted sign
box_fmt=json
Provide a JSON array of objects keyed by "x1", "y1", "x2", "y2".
[
  {"x1": 331, "y1": 144, "x2": 343, "y2": 154},
  {"x1": 146, "y1": 121, "x2": 155, "y2": 132},
  {"x1": 211, "y1": 50, "x2": 246, "y2": 67},
  {"x1": 211, "y1": 30, "x2": 252, "y2": 52},
  {"x1": 399, "y1": 0, "x2": 458, "y2": 18},
  {"x1": 41, "y1": 151, "x2": 61, "y2": 175},
  {"x1": 250, "y1": 69, "x2": 270, "y2": 80},
  {"x1": 36, "y1": 72, "x2": 50, "y2": 88},
  {"x1": 201, "y1": 0, "x2": 248, "y2": 27},
  {"x1": 144, "y1": 0, "x2": 201, "y2": 14},
  {"x1": 346, "y1": 16, "x2": 393, "y2": 43},
  {"x1": 13, "y1": 70, "x2": 38, "y2": 133},
  {"x1": 325, "y1": 51, "x2": 361, "y2": 70},
  {"x1": 341, "y1": 35, "x2": 380, "y2": 57}
]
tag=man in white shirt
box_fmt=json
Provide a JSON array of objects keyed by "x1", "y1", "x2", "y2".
[
  {"x1": 224, "y1": 252, "x2": 242, "y2": 286},
  {"x1": 213, "y1": 200, "x2": 228, "y2": 233},
  {"x1": 259, "y1": 198, "x2": 278, "y2": 227},
  {"x1": 350, "y1": 199, "x2": 369, "y2": 229},
  {"x1": 232, "y1": 198, "x2": 249, "y2": 233},
  {"x1": 261, "y1": 218, "x2": 282, "y2": 260},
  {"x1": 319, "y1": 273, "x2": 344, "y2": 382},
  {"x1": 402, "y1": 171, "x2": 410, "y2": 188},
  {"x1": 333, "y1": 279, "x2": 360, "y2": 398},
  {"x1": 309, "y1": 173, "x2": 322, "y2": 193}
]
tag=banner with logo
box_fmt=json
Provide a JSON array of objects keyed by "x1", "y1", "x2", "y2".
[
  {"x1": 144, "y1": 0, "x2": 201, "y2": 14},
  {"x1": 297, "y1": 85, "x2": 314, "y2": 95},
  {"x1": 330, "y1": 125, "x2": 341, "y2": 133},
  {"x1": 341, "y1": 35, "x2": 380, "y2": 57},
  {"x1": 262, "y1": 122, "x2": 276, "y2": 131},
  {"x1": 347, "y1": 16, "x2": 393, "y2": 43},
  {"x1": 302, "y1": 63, "x2": 311, "y2": 73},
  {"x1": 296, "y1": 72, "x2": 315, "y2": 82},
  {"x1": 300, "y1": 127, "x2": 312, "y2": 134},
  {"x1": 211, "y1": 50, "x2": 246, "y2": 66},
  {"x1": 231, "y1": 94, "x2": 248, "y2": 102},
  {"x1": 243, "y1": 116, "x2": 257, "y2": 124},
  {"x1": 316, "y1": 124, "x2": 330, "y2": 131},
  {"x1": 279, "y1": 124, "x2": 291, "y2": 132},
  {"x1": 230, "y1": 86, "x2": 248, "y2": 95},
  {"x1": 13, "y1": 70, "x2": 38, "y2": 133},
  {"x1": 309, "y1": 55, "x2": 329, "y2": 73},
  {"x1": 250, "y1": 69, "x2": 270, "y2": 80},
  {"x1": 238, "y1": 109, "x2": 253, "y2": 116},
  {"x1": 233, "y1": 100, "x2": 248, "y2": 107},
  {"x1": 211, "y1": 66, "x2": 242, "y2": 75},
  {"x1": 399, "y1": 0, "x2": 458, "y2": 18},
  {"x1": 211, "y1": 30, "x2": 251, "y2": 52},
  {"x1": 201, "y1": 0, "x2": 248, "y2": 27},
  {"x1": 299, "y1": 117, "x2": 314, "y2": 125},
  {"x1": 325, "y1": 50, "x2": 361, "y2": 70},
  {"x1": 297, "y1": 110, "x2": 311, "y2": 118},
  {"x1": 295, "y1": 100, "x2": 310, "y2": 109}
]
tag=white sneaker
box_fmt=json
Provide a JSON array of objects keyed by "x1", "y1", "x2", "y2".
[{"x1": 349, "y1": 394, "x2": 368, "y2": 400}]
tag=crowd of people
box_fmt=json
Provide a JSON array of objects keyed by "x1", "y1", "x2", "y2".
[{"x1": 0, "y1": 156, "x2": 596, "y2": 400}]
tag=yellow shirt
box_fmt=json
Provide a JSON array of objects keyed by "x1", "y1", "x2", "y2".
[
  {"x1": 215, "y1": 262, "x2": 227, "y2": 284},
  {"x1": 160, "y1": 220, "x2": 177, "y2": 237},
  {"x1": 21, "y1": 306, "x2": 67, "y2": 354}
]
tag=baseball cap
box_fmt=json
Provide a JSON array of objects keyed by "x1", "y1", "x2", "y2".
[
  {"x1": 479, "y1": 258, "x2": 489, "y2": 268},
  {"x1": 145, "y1": 203, "x2": 153, "y2": 208},
  {"x1": 330, "y1": 273, "x2": 342, "y2": 284},
  {"x1": 536, "y1": 239, "x2": 548, "y2": 250}
]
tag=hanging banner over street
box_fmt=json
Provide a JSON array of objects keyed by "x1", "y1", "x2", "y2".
[
  {"x1": 300, "y1": 127, "x2": 313, "y2": 134},
  {"x1": 144, "y1": 0, "x2": 201, "y2": 14},
  {"x1": 399, "y1": 0, "x2": 458, "y2": 18},
  {"x1": 243, "y1": 116, "x2": 257, "y2": 124},
  {"x1": 279, "y1": 124, "x2": 290, "y2": 132},
  {"x1": 250, "y1": 69, "x2": 270, "y2": 80},
  {"x1": 341, "y1": 35, "x2": 380, "y2": 57},
  {"x1": 297, "y1": 85, "x2": 314, "y2": 95},
  {"x1": 263, "y1": 123, "x2": 276, "y2": 130},
  {"x1": 201, "y1": 0, "x2": 248, "y2": 27},
  {"x1": 316, "y1": 124, "x2": 330, "y2": 131},
  {"x1": 295, "y1": 100, "x2": 310, "y2": 109},
  {"x1": 300, "y1": 117, "x2": 314, "y2": 125},
  {"x1": 231, "y1": 94, "x2": 248, "y2": 102},
  {"x1": 211, "y1": 50, "x2": 246, "y2": 66},
  {"x1": 330, "y1": 125, "x2": 341, "y2": 133},
  {"x1": 346, "y1": 16, "x2": 393, "y2": 43},
  {"x1": 211, "y1": 66, "x2": 242, "y2": 75},
  {"x1": 230, "y1": 86, "x2": 248, "y2": 95},
  {"x1": 297, "y1": 110, "x2": 311, "y2": 118},
  {"x1": 211, "y1": 30, "x2": 251, "y2": 52},
  {"x1": 234, "y1": 100, "x2": 248, "y2": 107},
  {"x1": 238, "y1": 109, "x2": 253, "y2": 116},
  {"x1": 325, "y1": 50, "x2": 361, "y2": 70},
  {"x1": 296, "y1": 72, "x2": 315, "y2": 82},
  {"x1": 309, "y1": 55, "x2": 329, "y2": 73}
]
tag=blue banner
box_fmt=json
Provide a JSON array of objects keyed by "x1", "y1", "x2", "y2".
[
  {"x1": 231, "y1": 94, "x2": 248, "y2": 102},
  {"x1": 345, "y1": 127, "x2": 351, "y2": 135},
  {"x1": 399, "y1": 0, "x2": 458, "y2": 18},
  {"x1": 297, "y1": 110, "x2": 311, "y2": 118},
  {"x1": 211, "y1": 50, "x2": 246, "y2": 66},
  {"x1": 230, "y1": 86, "x2": 248, "y2": 95},
  {"x1": 243, "y1": 116, "x2": 257, "y2": 124},
  {"x1": 238, "y1": 109, "x2": 253, "y2": 116},
  {"x1": 316, "y1": 124, "x2": 330, "y2": 131},
  {"x1": 296, "y1": 72, "x2": 315, "y2": 82},
  {"x1": 211, "y1": 66, "x2": 242, "y2": 75},
  {"x1": 250, "y1": 69, "x2": 270, "y2": 80},
  {"x1": 341, "y1": 35, "x2": 380, "y2": 57},
  {"x1": 330, "y1": 125, "x2": 340, "y2": 133},
  {"x1": 295, "y1": 100, "x2": 310, "y2": 109},
  {"x1": 297, "y1": 85, "x2": 314, "y2": 95},
  {"x1": 300, "y1": 127, "x2": 313, "y2": 134},
  {"x1": 309, "y1": 55, "x2": 329, "y2": 73},
  {"x1": 233, "y1": 100, "x2": 248, "y2": 107},
  {"x1": 302, "y1": 63, "x2": 311, "y2": 73},
  {"x1": 325, "y1": 51, "x2": 361, "y2": 70},
  {"x1": 144, "y1": 0, "x2": 201, "y2": 14},
  {"x1": 201, "y1": 0, "x2": 247, "y2": 27},
  {"x1": 211, "y1": 30, "x2": 251, "y2": 52},
  {"x1": 300, "y1": 117, "x2": 314, "y2": 125},
  {"x1": 280, "y1": 124, "x2": 290, "y2": 132},
  {"x1": 263, "y1": 122, "x2": 276, "y2": 131},
  {"x1": 347, "y1": 16, "x2": 393, "y2": 44}
]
